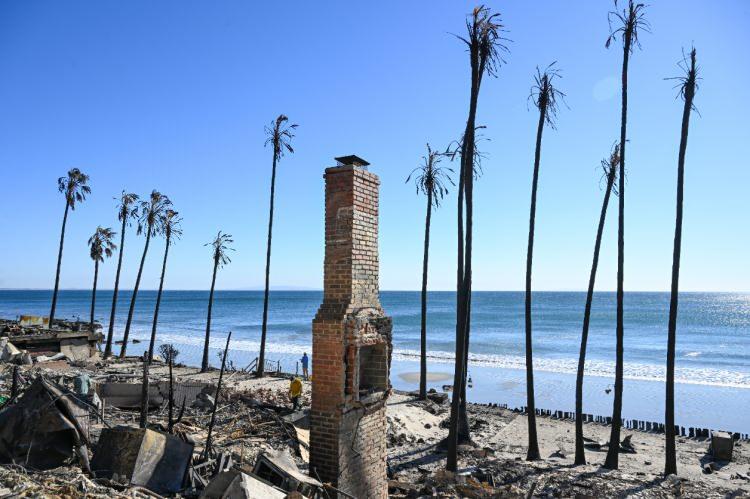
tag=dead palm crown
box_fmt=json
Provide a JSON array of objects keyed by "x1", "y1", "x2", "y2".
[
  {"x1": 206, "y1": 231, "x2": 234, "y2": 268},
  {"x1": 88, "y1": 226, "x2": 117, "y2": 262},
  {"x1": 406, "y1": 144, "x2": 454, "y2": 206},
  {"x1": 265, "y1": 114, "x2": 298, "y2": 159},
  {"x1": 59, "y1": 168, "x2": 92, "y2": 208}
]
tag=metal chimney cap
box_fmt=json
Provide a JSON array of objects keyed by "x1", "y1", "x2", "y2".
[{"x1": 334, "y1": 155, "x2": 370, "y2": 167}]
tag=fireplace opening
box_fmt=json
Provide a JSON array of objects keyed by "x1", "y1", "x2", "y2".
[{"x1": 358, "y1": 343, "x2": 388, "y2": 396}]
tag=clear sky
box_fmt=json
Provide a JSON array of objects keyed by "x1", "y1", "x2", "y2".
[{"x1": 0, "y1": 1, "x2": 748, "y2": 292}]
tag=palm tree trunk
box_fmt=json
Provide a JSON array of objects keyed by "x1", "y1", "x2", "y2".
[
  {"x1": 90, "y1": 260, "x2": 99, "y2": 332},
  {"x1": 458, "y1": 292, "x2": 471, "y2": 442},
  {"x1": 524, "y1": 100, "x2": 547, "y2": 461},
  {"x1": 120, "y1": 227, "x2": 152, "y2": 358},
  {"x1": 258, "y1": 153, "x2": 278, "y2": 378},
  {"x1": 447, "y1": 127, "x2": 467, "y2": 472},
  {"x1": 49, "y1": 201, "x2": 70, "y2": 327},
  {"x1": 202, "y1": 259, "x2": 219, "y2": 372},
  {"x1": 448, "y1": 76, "x2": 479, "y2": 470},
  {"x1": 148, "y1": 234, "x2": 170, "y2": 363},
  {"x1": 575, "y1": 168, "x2": 616, "y2": 465},
  {"x1": 665, "y1": 50, "x2": 696, "y2": 477},
  {"x1": 605, "y1": 31, "x2": 631, "y2": 471},
  {"x1": 105, "y1": 217, "x2": 128, "y2": 358},
  {"x1": 419, "y1": 192, "x2": 433, "y2": 400}
]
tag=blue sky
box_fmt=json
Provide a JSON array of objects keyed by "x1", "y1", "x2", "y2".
[{"x1": 0, "y1": 1, "x2": 748, "y2": 292}]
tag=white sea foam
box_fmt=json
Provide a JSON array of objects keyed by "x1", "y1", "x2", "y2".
[{"x1": 128, "y1": 330, "x2": 750, "y2": 389}]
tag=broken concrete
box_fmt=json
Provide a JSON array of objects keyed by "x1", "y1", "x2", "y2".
[
  {"x1": 711, "y1": 431, "x2": 733, "y2": 461},
  {"x1": 201, "y1": 468, "x2": 287, "y2": 499},
  {"x1": 91, "y1": 426, "x2": 193, "y2": 495}
]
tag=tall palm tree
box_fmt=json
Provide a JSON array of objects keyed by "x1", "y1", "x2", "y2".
[
  {"x1": 604, "y1": 0, "x2": 649, "y2": 470},
  {"x1": 257, "y1": 114, "x2": 297, "y2": 378},
  {"x1": 447, "y1": 6, "x2": 506, "y2": 472},
  {"x1": 202, "y1": 231, "x2": 234, "y2": 372},
  {"x1": 119, "y1": 190, "x2": 171, "y2": 358},
  {"x1": 104, "y1": 192, "x2": 139, "y2": 358},
  {"x1": 50, "y1": 168, "x2": 91, "y2": 327},
  {"x1": 665, "y1": 47, "x2": 699, "y2": 476},
  {"x1": 524, "y1": 64, "x2": 564, "y2": 461},
  {"x1": 88, "y1": 226, "x2": 117, "y2": 332},
  {"x1": 147, "y1": 209, "x2": 182, "y2": 363},
  {"x1": 406, "y1": 144, "x2": 453, "y2": 399},
  {"x1": 574, "y1": 144, "x2": 620, "y2": 465}
]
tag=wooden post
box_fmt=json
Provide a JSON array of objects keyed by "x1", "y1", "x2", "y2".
[
  {"x1": 10, "y1": 366, "x2": 19, "y2": 400},
  {"x1": 167, "y1": 349, "x2": 175, "y2": 433},
  {"x1": 140, "y1": 351, "x2": 149, "y2": 428},
  {"x1": 203, "y1": 332, "x2": 232, "y2": 460}
]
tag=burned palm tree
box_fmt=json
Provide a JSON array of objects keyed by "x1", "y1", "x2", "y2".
[
  {"x1": 524, "y1": 64, "x2": 564, "y2": 461},
  {"x1": 88, "y1": 226, "x2": 117, "y2": 332},
  {"x1": 50, "y1": 168, "x2": 91, "y2": 327},
  {"x1": 257, "y1": 115, "x2": 298, "y2": 378},
  {"x1": 574, "y1": 144, "x2": 620, "y2": 465},
  {"x1": 201, "y1": 231, "x2": 234, "y2": 372},
  {"x1": 447, "y1": 6, "x2": 507, "y2": 472},
  {"x1": 104, "y1": 192, "x2": 139, "y2": 358},
  {"x1": 604, "y1": 0, "x2": 649, "y2": 470},
  {"x1": 665, "y1": 47, "x2": 699, "y2": 476},
  {"x1": 147, "y1": 209, "x2": 182, "y2": 363},
  {"x1": 407, "y1": 144, "x2": 453, "y2": 399},
  {"x1": 119, "y1": 190, "x2": 171, "y2": 358}
]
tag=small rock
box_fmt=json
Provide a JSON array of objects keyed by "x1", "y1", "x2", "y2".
[
  {"x1": 424, "y1": 423, "x2": 432, "y2": 429},
  {"x1": 702, "y1": 462, "x2": 716, "y2": 474}
]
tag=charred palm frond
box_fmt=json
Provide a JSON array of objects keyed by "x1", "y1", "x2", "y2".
[
  {"x1": 137, "y1": 190, "x2": 172, "y2": 237},
  {"x1": 88, "y1": 227, "x2": 117, "y2": 262},
  {"x1": 528, "y1": 63, "x2": 567, "y2": 129},
  {"x1": 116, "y1": 191, "x2": 140, "y2": 224},
  {"x1": 205, "y1": 231, "x2": 234, "y2": 268},
  {"x1": 605, "y1": 0, "x2": 650, "y2": 52},
  {"x1": 58, "y1": 168, "x2": 91, "y2": 210},
  {"x1": 162, "y1": 209, "x2": 182, "y2": 244},
  {"x1": 455, "y1": 6, "x2": 510, "y2": 79},
  {"x1": 406, "y1": 144, "x2": 454, "y2": 208},
  {"x1": 599, "y1": 143, "x2": 622, "y2": 196},
  {"x1": 666, "y1": 47, "x2": 701, "y2": 114},
  {"x1": 265, "y1": 114, "x2": 298, "y2": 161}
]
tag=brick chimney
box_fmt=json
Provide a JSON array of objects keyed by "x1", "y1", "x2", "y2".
[{"x1": 310, "y1": 155, "x2": 392, "y2": 498}]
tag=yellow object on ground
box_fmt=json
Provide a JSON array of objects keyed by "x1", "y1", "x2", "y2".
[{"x1": 289, "y1": 377, "x2": 303, "y2": 398}]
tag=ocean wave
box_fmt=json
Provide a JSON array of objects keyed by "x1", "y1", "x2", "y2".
[{"x1": 127, "y1": 330, "x2": 750, "y2": 389}]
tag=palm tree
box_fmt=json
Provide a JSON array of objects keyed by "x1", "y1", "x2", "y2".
[
  {"x1": 119, "y1": 190, "x2": 171, "y2": 358},
  {"x1": 574, "y1": 144, "x2": 620, "y2": 465},
  {"x1": 406, "y1": 144, "x2": 453, "y2": 399},
  {"x1": 104, "y1": 192, "x2": 139, "y2": 358},
  {"x1": 665, "y1": 47, "x2": 699, "y2": 476},
  {"x1": 604, "y1": 0, "x2": 649, "y2": 470},
  {"x1": 201, "y1": 231, "x2": 234, "y2": 372},
  {"x1": 524, "y1": 65, "x2": 564, "y2": 461},
  {"x1": 88, "y1": 226, "x2": 117, "y2": 332},
  {"x1": 447, "y1": 6, "x2": 506, "y2": 472},
  {"x1": 50, "y1": 168, "x2": 91, "y2": 327},
  {"x1": 257, "y1": 114, "x2": 297, "y2": 378},
  {"x1": 147, "y1": 209, "x2": 182, "y2": 363}
]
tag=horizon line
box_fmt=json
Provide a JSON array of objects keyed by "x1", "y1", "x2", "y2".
[{"x1": 1, "y1": 288, "x2": 747, "y2": 294}]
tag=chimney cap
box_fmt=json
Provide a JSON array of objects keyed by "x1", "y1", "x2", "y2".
[{"x1": 334, "y1": 155, "x2": 370, "y2": 167}]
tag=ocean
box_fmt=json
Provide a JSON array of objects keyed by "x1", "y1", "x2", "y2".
[{"x1": 2, "y1": 289, "x2": 749, "y2": 432}]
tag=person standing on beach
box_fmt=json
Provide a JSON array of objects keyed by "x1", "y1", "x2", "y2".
[
  {"x1": 300, "y1": 352, "x2": 309, "y2": 380},
  {"x1": 289, "y1": 376, "x2": 303, "y2": 411}
]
